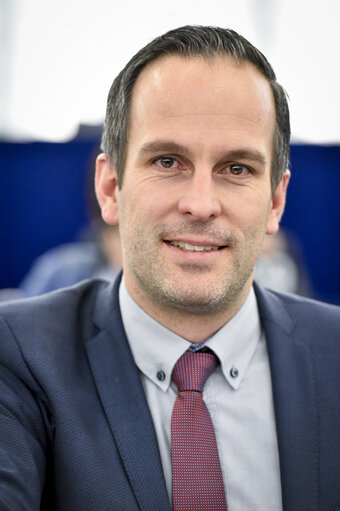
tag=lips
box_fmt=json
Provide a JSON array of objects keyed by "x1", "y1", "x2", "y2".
[{"x1": 166, "y1": 240, "x2": 226, "y2": 252}]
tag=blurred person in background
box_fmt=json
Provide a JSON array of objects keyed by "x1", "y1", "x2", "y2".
[
  {"x1": 19, "y1": 215, "x2": 121, "y2": 297},
  {"x1": 254, "y1": 228, "x2": 312, "y2": 296}
]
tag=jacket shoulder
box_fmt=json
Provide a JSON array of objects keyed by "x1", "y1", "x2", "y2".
[
  {"x1": 255, "y1": 284, "x2": 340, "y2": 346},
  {"x1": 0, "y1": 279, "x2": 115, "y2": 353}
]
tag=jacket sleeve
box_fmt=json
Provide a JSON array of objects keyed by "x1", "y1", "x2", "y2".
[{"x1": 0, "y1": 315, "x2": 50, "y2": 510}]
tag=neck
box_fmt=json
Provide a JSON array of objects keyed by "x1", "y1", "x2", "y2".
[{"x1": 124, "y1": 278, "x2": 252, "y2": 343}]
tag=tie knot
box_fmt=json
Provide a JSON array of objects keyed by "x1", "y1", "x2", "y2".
[{"x1": 172, "y1": 351, "x2": 219, "y2": 392}]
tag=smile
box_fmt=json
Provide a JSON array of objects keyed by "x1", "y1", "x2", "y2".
[{"x1": 167, "y1": 241, "x2": 224, "y2": 252}]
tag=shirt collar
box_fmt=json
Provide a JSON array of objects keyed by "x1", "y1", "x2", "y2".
[
  {"x1": 119, "y1": 279, "x2": 262, "y2": 391},
  {"x1": 206, "y1": 288, "x2": 262, "y2": 389}
]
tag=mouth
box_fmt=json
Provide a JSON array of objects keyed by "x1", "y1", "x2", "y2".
[{"x1": 165, "y1": 240, "x2": 227, "y2": 252}]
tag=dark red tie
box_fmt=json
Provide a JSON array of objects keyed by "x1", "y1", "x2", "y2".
[{"x1": 171, "y1": 351, "x2": 228, "y2": 510}]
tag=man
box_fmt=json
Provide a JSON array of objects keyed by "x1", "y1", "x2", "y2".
[{"x1": 0, "y1": 26, "x2": 339, "y2": 511}]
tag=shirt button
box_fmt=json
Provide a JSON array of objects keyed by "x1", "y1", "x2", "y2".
[
  {"x1": 157, "y1": 370, "x2": 166, "y2": 381},
  {"x1": 230, "y1": 367, "x2": 239, "y2": 378}
]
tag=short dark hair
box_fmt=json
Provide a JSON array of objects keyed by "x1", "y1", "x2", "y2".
[{"x1": 101, "y1": 25, "x2": 290, "y2": 190}]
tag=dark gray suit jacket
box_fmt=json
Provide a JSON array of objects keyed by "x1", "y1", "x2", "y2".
[{"x1": 0, "y1": 275, "x2": 339, "y2": 510}]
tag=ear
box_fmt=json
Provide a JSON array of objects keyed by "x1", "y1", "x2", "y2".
[
  {"x1": 266, "y1": 170, "x2": 290, "y2": 235},
  {"x1": 95, "y1": 153, "x2": 119, "y2": 225}
]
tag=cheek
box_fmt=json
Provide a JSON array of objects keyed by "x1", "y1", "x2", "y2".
[
  {"x1": 226, "y1": 196, "x2": 270, "y2": 228},
  {"x1": 117, "y1": 192, "x2": 159, "y2": 240},
  {"x1": 133, "y1": 188, "x2": 172, "y2": 221}
]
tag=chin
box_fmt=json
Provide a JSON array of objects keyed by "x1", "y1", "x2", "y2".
[{"x1": 157, "y1": 283, "x2": 232, "y2": 316}]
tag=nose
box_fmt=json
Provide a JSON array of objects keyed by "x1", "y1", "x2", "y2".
[{"x1": 177, "y1": 171, "x2": 221, "y2": 221}]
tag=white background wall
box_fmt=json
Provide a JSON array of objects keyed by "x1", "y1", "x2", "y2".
[{"x1": 1, "y1": 0, "x2": 339, "y2": 143}]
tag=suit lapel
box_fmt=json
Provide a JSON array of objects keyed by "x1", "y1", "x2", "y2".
[
  {"x1": 86, "y1": 276, "x2": 170, "y2": 511},
  {"x1": 255, "y1": 284, "x2": 319, "y2": 511}
]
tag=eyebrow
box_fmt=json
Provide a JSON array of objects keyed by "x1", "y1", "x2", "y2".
[
  {"x1": 139, "y1": 139, "x2": 267, "y2": 166},
  {"x1": 224, "y1": 149, "x2": 267, "y2": 166},
  {"x1": 139, "y1": 141, "x2": 192, "y2": 158}
]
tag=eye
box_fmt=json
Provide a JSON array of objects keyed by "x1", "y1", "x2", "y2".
[
  {"x1": 229, "y1": 163, "x2": 249, "y2": 176},
  {"x1": 154, "y1": 156, "x2": 179, "y2": 169},
  {"x1": 217, "y1": 162, "x2": 253, "y2": 180}
]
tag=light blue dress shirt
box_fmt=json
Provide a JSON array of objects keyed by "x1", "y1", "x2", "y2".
[{"x1": 119, "y1": 279, "x2": 283, "y2": 511}]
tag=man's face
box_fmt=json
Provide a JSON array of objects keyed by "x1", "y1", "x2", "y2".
[{"x1": 97, "y1": 55, "x2": 289, "y2": 319}]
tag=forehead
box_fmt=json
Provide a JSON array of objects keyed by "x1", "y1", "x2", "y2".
[
  {"x1": 132, "y1": 53, "x2": 274, "y2": 114},
  {"x1": 127, "y1": 54, "x2": 276, "y2": 155}
]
